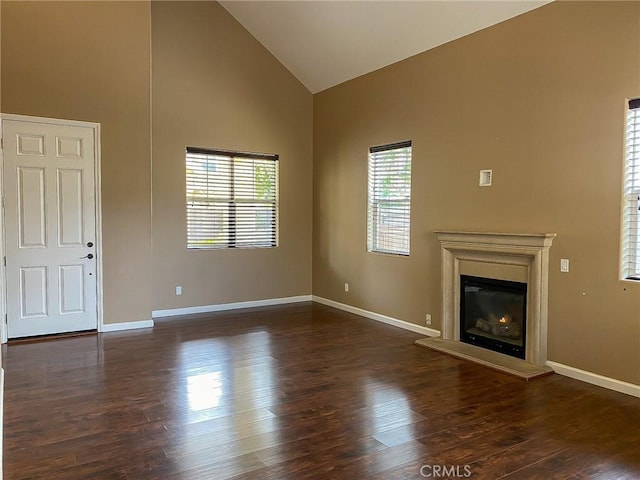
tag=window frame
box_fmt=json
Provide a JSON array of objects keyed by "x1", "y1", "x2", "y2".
[
  {"x1": 367, "y1": 140, "x2": 413, "y2": 256},
  {"x1": 186, "y1": 146, "x2": 279, "y2": 250},
  {"x1": 621, "y1": 98, "x2": 640, "y2": 281}
]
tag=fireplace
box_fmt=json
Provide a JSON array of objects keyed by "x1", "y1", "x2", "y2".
[
  {"x1": 460, "y1": 275, "x2": 527, "y2": 359},
  {"x1": 414, "y1": 231, "x2": 556, "y2": 379}
]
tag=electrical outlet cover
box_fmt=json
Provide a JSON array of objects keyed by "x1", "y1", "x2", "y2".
[{"x1": 479, "y1": 169, "x2": 493, "y2": 186}]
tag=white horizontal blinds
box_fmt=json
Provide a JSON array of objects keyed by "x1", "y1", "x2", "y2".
[
  {"x1": 623, "y1": 99, "x2": 640, "y2": 279},
  {"x1": 186, "y1": 147, "x2": 278, "y2": 249},
  {"x1": 367, "y1": 141, "x2": 412, "y2": 255},
  {"x1": 186, "y1": 152, "x2": 231, "y2": 248}
]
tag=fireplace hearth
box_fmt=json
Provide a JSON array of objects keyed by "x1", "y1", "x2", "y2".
[{"x1": 460, "y1": 275, "x2": 527, "y2": 359}]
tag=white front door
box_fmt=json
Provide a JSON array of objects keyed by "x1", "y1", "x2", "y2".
[{"x1": 3, "y1": 118, "x2": 98, "y2": 338}]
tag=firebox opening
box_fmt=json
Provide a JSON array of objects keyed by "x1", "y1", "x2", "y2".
[{"x1": 460, "y1": 275, "x2": 527, "y2": 359}]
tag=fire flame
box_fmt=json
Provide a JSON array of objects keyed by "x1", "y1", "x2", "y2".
[{"x1": 499, "y1": 316, "x2": 510, "y2": 323}]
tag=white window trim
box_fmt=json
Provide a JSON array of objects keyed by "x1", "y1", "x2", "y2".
[
  {"x1": 367, "y1": 140, "x2": 412, "y2": 256},
  {"x1": 620, "y1": 98, "x2": 640, "y2": 281},
  {"x1": 186, "y1": 147, "x2": 279, "y2": 250}
]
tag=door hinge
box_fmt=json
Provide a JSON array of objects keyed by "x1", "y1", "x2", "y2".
[{"x1": 3, "y1": 256, "x2": 5, "y2": 267}]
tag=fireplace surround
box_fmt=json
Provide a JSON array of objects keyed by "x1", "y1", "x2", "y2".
[{"x1": 416, "y1": 231, "x2": 556, "y2": 379}]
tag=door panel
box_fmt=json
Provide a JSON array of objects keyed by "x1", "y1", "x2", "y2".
[
  {"x1": 56, "y1": 137, "x2": 83, "y2": 159},
  {"x1": 59, "y1": 264, "x2": 85, "y2": 314},
  {"x1": 4, "y1": 119, "x2": 98, "y2": 338},
  {"x1": 57, "y1": 169, "x2": 84, "y2": 247},
  {"x1": 17, "y1": 134, "x2": 45, "y2": 156},
  {"x1": 18, "y1": 167, "x2": 47, "y2": 248},
  {"x1": 20, "y1": 266, "x2": 48, "y2": 317}
]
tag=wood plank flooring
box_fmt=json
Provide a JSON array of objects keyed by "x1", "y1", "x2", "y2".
[{"x1": 2, "y1": 302, "x2": 639, "y2": 479}]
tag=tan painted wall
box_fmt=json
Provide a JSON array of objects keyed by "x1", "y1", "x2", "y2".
[
  {"x1": 151, "y1": 2, "x2": 313, "y2": 310},
  {"x1": 2, "y1": 1, "x2": 152, "y2": 325},
  {"x1": 313, "y1": 1, "x2": 640, "y2": 384}
]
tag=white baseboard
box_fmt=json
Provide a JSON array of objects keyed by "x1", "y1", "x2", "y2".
[
  {"x1": 101, "y1": 319, "x2": 154, "y2": 333},
  {"x1": 547, "y1": 361, "x2": 640, "y2": 398},
  {"x1": 312, "y1": 296, "x2": 441, "y2": 337},
  {"x1": 152, "y1": 295, "x2": 313, "y2": 319}
]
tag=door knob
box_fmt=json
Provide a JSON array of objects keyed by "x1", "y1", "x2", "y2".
[
  {"x1": 81, "y1": 253, "x2": 94, "y2": 259},
  {"x1": 87, "y1": 242, "x2": 94, "y2": 248}
]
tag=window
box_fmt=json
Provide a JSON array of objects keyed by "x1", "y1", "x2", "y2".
[
  {"x1": 186, "y1": 147, "x2": 278, "y2": 249},
  {"x1": 622, "y1": 98, "x2": 640, "y2": 279},
  {"x1": 367, "y1": 141, "x2": 412, "y2": 255}
]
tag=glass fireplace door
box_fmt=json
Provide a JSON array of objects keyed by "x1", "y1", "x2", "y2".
[{"x1": 460, "y1": 275, "x2": 527, "y2": 359}]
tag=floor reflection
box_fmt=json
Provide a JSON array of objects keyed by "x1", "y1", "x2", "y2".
[
  {"x1": 173, "y1": 330, "x2": 279, "y2": 474},
  {"x1": 364, "y1": 377, "x2": 424, "y2": 476},
  {"x1": 364, "y1": 377, "x2": 415, "y2": 433},
  {"x1": 186, "y1": 371, "x2": 223, "y2": 411}
]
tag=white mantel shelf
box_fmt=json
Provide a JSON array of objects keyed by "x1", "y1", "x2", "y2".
[
  {"x1": 434, "y1": 231, "x2": 557, "y2": 248},
  {"x1": 416, "y1": 230, "x2": 557, "y2": 380}
]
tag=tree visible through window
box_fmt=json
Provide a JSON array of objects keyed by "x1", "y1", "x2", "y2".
[
  {"x1": 622, "y1": 99, "x2": 640, "y2": 279},
  {"x1": 186, "y1": 147, "x2": 278, "y2": 249},
  {"x1": 367, "y1": 141, "x2": 412, "y2": 255}
]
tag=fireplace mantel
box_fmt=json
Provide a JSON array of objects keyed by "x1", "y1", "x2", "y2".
[
  {"x1": 434, "y1": 231, "x2": 556, "y2": 249},
  {"x1": 416, "y1": 230, "x2": 556, "y2": 379}
]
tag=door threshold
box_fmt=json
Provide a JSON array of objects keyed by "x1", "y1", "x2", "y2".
[{"x1": 8, "y1": 330, "x2": 98, "y2": 345}]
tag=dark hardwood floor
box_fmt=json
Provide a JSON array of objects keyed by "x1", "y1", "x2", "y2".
[{"x1": 2, "y1": 302, "x2": 639, "y2": 479}]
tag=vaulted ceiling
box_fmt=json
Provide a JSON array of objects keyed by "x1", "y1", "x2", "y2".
[{"x1": 220, "y1": 1, "x2": 551, "y2": 93}]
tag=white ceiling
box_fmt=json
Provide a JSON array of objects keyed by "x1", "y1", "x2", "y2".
[{"x1": 220, "y1": 1, "x2": 550, "y2": 93}]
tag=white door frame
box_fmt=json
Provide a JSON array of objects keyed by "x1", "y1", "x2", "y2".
[{"x1": 0, "y1": 113, "x2": 104, "y2": 343}]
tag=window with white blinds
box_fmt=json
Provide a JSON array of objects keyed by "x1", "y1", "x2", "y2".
[
  {"x1": 367, "y1": 141, "x2": 412, "y2": 255},
  {"x1": 186, "y1": 147, "x2": 278, "y2": 249},
  {"x1": 622, "y1": 99, "x2": 640, "y2": 280}
]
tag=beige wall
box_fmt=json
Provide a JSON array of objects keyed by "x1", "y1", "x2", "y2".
[
  {"x1": 313, "y1": 1, "x2": 640, "y2": 384},
  {"x1": 151, "y1": 2, "x2": 313, "y2": 310},
  {"x1": 2, "y1": 1, "x2": 153, "y2": 325},
  {"x1": 1, "y1": 0, "x2": 312, "y2": 325}
]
